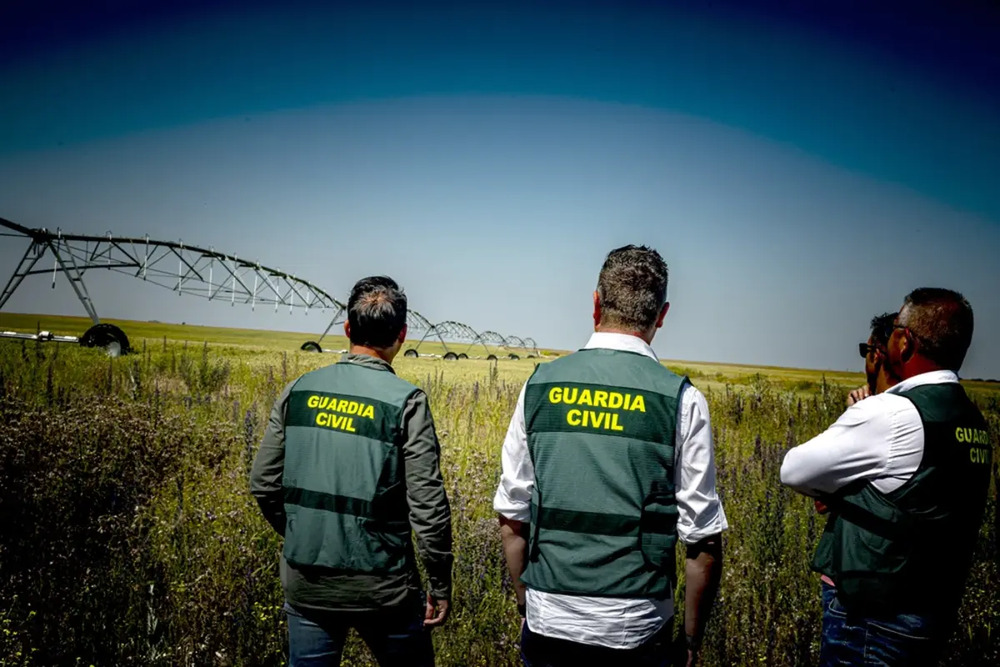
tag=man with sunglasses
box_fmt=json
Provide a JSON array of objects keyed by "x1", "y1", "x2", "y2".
[
  {"x1": 812, "y1": 312, "x2": 896, "y2": 520},
  {"x1": 781, "y1": 288, "x2": 993, "y2": 667},
  {"x1": 849, "y1": 311, "x2": 898, "y2": 407}
]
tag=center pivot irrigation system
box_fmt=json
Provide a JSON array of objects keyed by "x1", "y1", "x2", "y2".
[
  {"x1": 300, "y1": 304, "x2": 540, "y2": 360},
  {"x1": 0, "y1": 217, "x2": 541, "y2": 360}
]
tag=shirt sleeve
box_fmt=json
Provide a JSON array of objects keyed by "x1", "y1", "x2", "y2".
[
  {"x1": 250, "y1": 380, "x2": 296, "y2": 536},
  {"x1": 674, "y1": 383, "x2": 729, "y2": 544},
  {"x1": 493, "y1": 382, "x2": 533, "y2": 522},
  {"x1": 401, "y1": 389, "x2": 454, "y2": 600},
  {"x1": 779, "y1": 394, "x2": 918, "y2": 496}
]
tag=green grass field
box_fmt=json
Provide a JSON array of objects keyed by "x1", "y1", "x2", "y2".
[
  {"x1": 0, "y1": 312, "x2": 558, "y2": 364},
  {"x1": 0, "y1": 313, "x2": 997, "y2": 666}
]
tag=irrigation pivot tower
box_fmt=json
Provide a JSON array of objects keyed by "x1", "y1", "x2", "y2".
[{"x1": 0, "y1": 217, "x2": 342, "y2": 356}]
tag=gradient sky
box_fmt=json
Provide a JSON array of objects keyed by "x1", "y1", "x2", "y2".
[{"x1": 2, "y1": 1, "x2": 999, "y2": 377}]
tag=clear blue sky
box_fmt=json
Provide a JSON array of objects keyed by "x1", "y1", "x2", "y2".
[{"x1": 2, "y1": 1, "x2": 999, "y2": 377}]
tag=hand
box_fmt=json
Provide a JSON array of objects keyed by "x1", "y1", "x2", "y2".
[
  {"x1": 423, "y1": 594, "x2": 450, "y2": 628},
  {"x1": 672, "y1": 634, "x2": 699, "y2": 667},
  {"x1": 814, "y1": 499, "x2": 829, "y2": 514},
  {"x1": 847, "y1": 385, "x2": 871, "y2": 406}
]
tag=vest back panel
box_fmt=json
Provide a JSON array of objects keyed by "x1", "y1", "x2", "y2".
[
  {"x1": 521, "y1": 348, "x2": 686, "y2": 598},
  {"x1": 282, "y1": 361, "x2": 419, "y2": 574}
]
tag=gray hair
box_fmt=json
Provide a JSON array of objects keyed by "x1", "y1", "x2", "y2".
[
  {"x1": 898, "y1": 287, "x2": 974, "y2": 371},
  {"x1": 596, "y1": 245, "x2": 669, "y2": 332}
]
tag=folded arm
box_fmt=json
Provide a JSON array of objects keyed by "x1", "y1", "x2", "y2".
[{"x1": 780, "y1": 397, "x2": 904, "y2": 497}]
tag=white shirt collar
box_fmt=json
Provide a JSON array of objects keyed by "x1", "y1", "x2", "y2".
[
  {"x1": 583, "y1": 331, "x2": 659, "y2": 361},
  {"x1": 885, "y1": 369, "x2": 960, "y2": 394}
]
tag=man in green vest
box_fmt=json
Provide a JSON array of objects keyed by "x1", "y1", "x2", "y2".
[
  {"x1": 251, "y1": 276, "x2": 452, "y2": 667},
  {"x1": 494, "y1": 245, "x2": 727, "y2": 667},
  {"x1": 781, "y1": 288, "x2": 993, "y2": 667}
]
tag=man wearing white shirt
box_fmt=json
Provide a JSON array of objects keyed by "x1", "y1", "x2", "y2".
[
  {"x1": 494, "y1": 245, "x2": 727, "y2": 667},
  {"x1": 781, "y1": 288, "x2": 993, "y2": 667}
]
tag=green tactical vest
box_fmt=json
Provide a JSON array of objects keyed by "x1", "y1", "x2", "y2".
[
  {"x1": 281, "y1": 360, "x2": 419, "y2": 574},
  {"x1": 521, "y1": 347, "x2": 687, "y2": 598},
  {"x1": 812, "y1": 383, "x2": 993, "y2": 617}
]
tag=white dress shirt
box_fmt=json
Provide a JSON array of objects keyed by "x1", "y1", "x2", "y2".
[
  {"x1": 780, "y1": 370, "x2": 961, "y2": 496},
  {"x1": 493, "y1": 331, "x2": 729, "y2": 649}
]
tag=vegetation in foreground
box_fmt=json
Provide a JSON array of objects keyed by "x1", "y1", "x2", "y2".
[{"x1": 0, "y1": 331, "x2": 997, "y2": 666}]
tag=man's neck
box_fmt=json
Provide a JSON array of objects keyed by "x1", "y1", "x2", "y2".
[
  {"x1": 899, "y1": 356, "x2": 947, "y2": 382},
  {"x1": 349, "y1": 345, "x2": 394, "y2": 365},
  {"x1": 875, "y1": 371, "x2": 898, "y2": 394}
]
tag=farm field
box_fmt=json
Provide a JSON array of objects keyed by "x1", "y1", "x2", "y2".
[
  {"x1": 0, "y1": 312, "x2": 553, "y2": 364},
  {"x1": 0, "y1": 314, "x2": 997, "y2": 666}
]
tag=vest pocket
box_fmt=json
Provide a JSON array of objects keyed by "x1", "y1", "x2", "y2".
[
  {"x1": 639, "y1": 481, "x2": 678, "y2": 570},
  {"x1": 359, "y1": 516, "x2": 409, "y2": 572}
]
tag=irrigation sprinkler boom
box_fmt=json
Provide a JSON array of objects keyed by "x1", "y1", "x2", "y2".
[
  {"x1": 0, "y1": 216, "x2": 545, "y2": 360},
  {"x1": 398, "y1": 324, "x2": 543, "y2": 361},
  {"x1": 0, "y1": 217, "x2": 342, "y2": 355},
  {"x1": 521, "y1": 337, "x2": 540, "y2": 356}
]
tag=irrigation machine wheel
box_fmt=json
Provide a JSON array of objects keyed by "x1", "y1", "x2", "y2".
[
  {"x1": 457, "y1": 353, "x2": 469, "y2": 360},
  {"x1": 300, "y1": 341, "x2": 322, "y2": 353},
  {"x1": 443, "y1": 352, "x2": 459, "y2": 360},
  {"x1": 403, "y1": 349, "x2": 419, "y2": 358},
  {"x1": 508, "y1": 353, "x2": 520, "y2": 360},
  {"x1": 486, "y1": 354, "x2": 498, "y2": 361},
  {"x1": 79, "y1": 323, "x2": 131, "y2": 358}
]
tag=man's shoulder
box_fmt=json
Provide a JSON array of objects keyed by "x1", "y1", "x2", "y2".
[
  {"x1": 840, "y1": 392, "x2": 919, "y2": 425},
  {"x1": 678, "y1": 381, "x2": 705, "y2": 406},
  {"x1": 292, "y1": 363, "x2": 421, "y2": 403},
  {"x1": 533, "y1": 348, "x2": 667, "y2": 371}
]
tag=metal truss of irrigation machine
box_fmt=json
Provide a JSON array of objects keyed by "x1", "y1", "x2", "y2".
[{"x1": 1, "y1": 217, "x2": 542, "y2": 360}]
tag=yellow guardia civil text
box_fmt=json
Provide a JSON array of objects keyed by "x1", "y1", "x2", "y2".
[
  {"x1": 547, "y1": 386, "x2": 646, "y2": 432},
  {"x1": 306, "y1": 394, "x2": 376, "y2": 433}
]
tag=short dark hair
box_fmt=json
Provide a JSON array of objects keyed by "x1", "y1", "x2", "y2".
[
  {"x1": 596, "y1": 245, "x2": 668, "y2": 331},
  {"x1": 347, "y1": 276, "x2": 407, "y2": 349},
  {"x1": 869, "y1": 312, "x2": 897, "y2": 349},
  {"x1": 898, "y1": 287, "x2": 974, "y2": 371}
]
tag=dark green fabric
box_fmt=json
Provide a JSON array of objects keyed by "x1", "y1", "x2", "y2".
[
  {"x1": 282, "y1": 359, "x2": 417, "y2": 573},
  {"x1": 521, "y1": 348, "x2": 686, "y2": 598},
  {"x1": 251, "y1": 353, "x2": 454, "y2": 610},
  {"x1": 812, "y1": 382, "x2": 993, "y2": 618}
]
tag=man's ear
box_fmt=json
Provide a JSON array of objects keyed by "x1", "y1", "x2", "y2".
[
  {"x1": 898, "y1": 329, "x2": 916, "y2": 363},
  {"x1": 397, "y1": 324, "x2": 408, "y2": 346},
  {"x1": 654, "y1": 302, "x2": 670, "y2": 329},
  {"x1": 344, "y1": 321, "x2": 351, "y2": 340},
  {"x1": 593, "y1": 291, "x2": 602, "y2": 330},
  {"x1": 898, "y1": 329, "x2": 917, "y2": 364}
]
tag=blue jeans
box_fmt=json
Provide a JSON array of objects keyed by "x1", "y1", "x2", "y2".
[
  {"x1": 819, "y1": 582, "x2": 942, "y2": 667},
  {"x1": 520, "y1": 617, "x2": 675, "y2": 667},
  {"x1": 284, "y1": 601, "x2": 434, "y2": 667}
]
